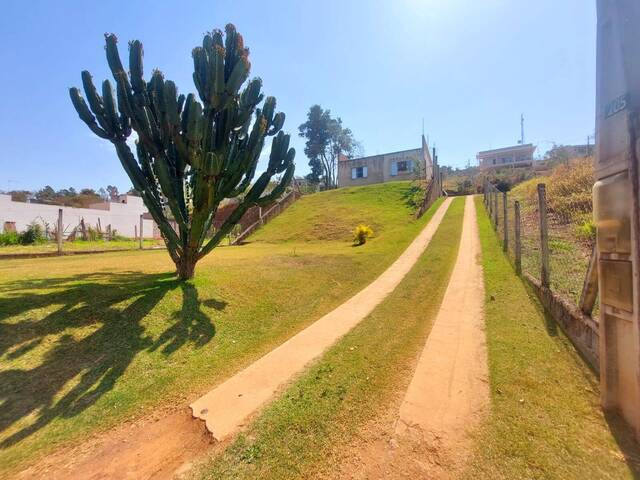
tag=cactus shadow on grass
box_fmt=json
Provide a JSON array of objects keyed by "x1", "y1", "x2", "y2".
[{"x1": 0, "y1": 270, "x2": 221, "y2": 448}]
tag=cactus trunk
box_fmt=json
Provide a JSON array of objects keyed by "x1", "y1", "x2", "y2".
[
  {"x1": 70, "y1": 24, "x2": 295, "y2": 280},
  {"x1": 176, "y1": 253, "x2": 197, "y2": 280}
]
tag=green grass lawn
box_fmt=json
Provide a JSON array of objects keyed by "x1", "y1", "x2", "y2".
[
  {"x1": 0, "y1": 239, "x2": 164, "y2": 255},
  {"x1": 195, "y1": 198, "x2": 465, "y2": 479},
  {"x1": 465, "y1": 196, "x2": 639, "y2": 479},
  {"x1": 251, "y1": 181, "x2": 419, "y2": 244},
  {"x1": 0, "y1": 181, "x2": 437, "y2": 477}
]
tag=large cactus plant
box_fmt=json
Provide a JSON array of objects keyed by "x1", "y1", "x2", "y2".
[{"x1": 69, "y1": 24, "x2": 295, "y2": 279}]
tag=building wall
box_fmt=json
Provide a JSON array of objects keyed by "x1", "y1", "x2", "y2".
[
  {"x1": 338, "y1": 147, "x2": 426, "y2": 187},
  {"x1": 477, "y1": 145, "x2": 536, "y2": 170},
  {"x1": 0, "y1": 194, "x2": 155, "y2": 238}
]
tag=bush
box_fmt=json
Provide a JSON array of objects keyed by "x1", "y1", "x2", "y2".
[
  {"x1": 545, "y1": 159, "x2": 594, "y2": 220},
  {"x1": 110, "y1": 229, "x2": 128, "y2": 241},
  {"x1": 85, "y1": 225, "x2": 101, "y2": 242},
  {"x1": 19, "y1": 223, "x2": 47, "y2": 245},
  {"x1": 511, "y1": 157, "x2": 594, "y2": 225},
  {"x1": 0, "y1": 231, "x2": 20, "y2": 246},
  {"x1": 403, "y1": 181, "x2": 426, "y2": 210},
  {"x1": 576, "y1": 219, "x2": 597, "y2": 243},
  {"x1": 353, "y1": 224, "x2": 373, "y2": 246}
]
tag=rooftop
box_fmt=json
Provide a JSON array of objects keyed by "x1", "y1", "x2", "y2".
[
  {"x1": 340, "y1": 146, "x2": 422, "y2": 163},
  {"x1": 477, "y1": 143, "x2": 536, "y2": 156}
]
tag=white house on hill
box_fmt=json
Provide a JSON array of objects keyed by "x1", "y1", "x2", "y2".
[{"x1": 477, "y1": 143, "x2": 536, "y2": 170}]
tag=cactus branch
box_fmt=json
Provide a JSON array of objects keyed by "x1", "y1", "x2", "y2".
[{"x1": 70, "y1": 24, "x2": 295, "y2": 279}]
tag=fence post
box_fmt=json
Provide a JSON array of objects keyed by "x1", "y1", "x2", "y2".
[
  {"x1": 139, "y1": 215, "x2": 143, "y2": 249},
  {"x1": 483, "y1": 180, "x2": 487, "y2": 206},
  {"x1": 486, "y1": 181, "x2": 490, "y2": 207},
  {"x1": 488, "y1": 186, "x2": 492, "y2": 215},
  {"x1": 57, "y1": 208, "x2": 63, "y2": 255},
  {"x1": 514, "y1": 200, "x2": 522, "y2": 275},
  {"x1": 493, "y1": 189, "x2": 499, "y2": 227},
  {"x1": 579, "y1": 243, "x2": 598, "y2": 315},
  {"x1": 537, "y1": 183, "x2": 550, "y2": 287},
  {"x1": 485, "y1": 180, "x2": 489, "y2": 206},
  {"x1": 502, "y1": 191, "x2": 508, "y2": 252}
]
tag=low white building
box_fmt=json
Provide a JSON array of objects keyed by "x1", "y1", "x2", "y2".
[
  {"x1": 0, "y1": 194, "x2": 156, "y2": 238},
  {"x1": 477, "y1": 143, "x2": 536, "y2": 170}
]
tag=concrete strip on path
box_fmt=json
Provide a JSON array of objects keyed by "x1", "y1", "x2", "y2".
[
  {"x1": 395, "y1": 195, "x2": 489, "y2": 450},
  {"x1": 190, "y1": 197, "x2": 454, "y2": 441}
]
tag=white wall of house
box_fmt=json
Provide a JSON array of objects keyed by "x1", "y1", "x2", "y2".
[
  {"x1": 0, "y1": 194, "x2": 155, "y2": 238},
  {"x1": 477, "y1": 144, "x2": 536, "y2": 170}
]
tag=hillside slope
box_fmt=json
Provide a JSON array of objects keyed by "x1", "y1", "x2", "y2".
[{"x1": 251, "y1": 181, "x2": 420, "y2": 244}]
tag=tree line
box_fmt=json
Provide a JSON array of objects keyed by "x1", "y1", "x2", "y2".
[{"x1": 4, "y1": 185, "x2": 138, "y2": 207}]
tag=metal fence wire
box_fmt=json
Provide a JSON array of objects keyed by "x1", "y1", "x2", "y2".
[
  {"x1": 482, "y1": 179, "x2": 596, "y2": 314},
  {"x1": 545, "y1": 193, "x2": 594, "y2": 305}
]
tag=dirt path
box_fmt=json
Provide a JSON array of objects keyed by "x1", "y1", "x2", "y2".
[
  {"x1": 340, "y1": 195, "x2": 489, "y2": 479},
  {"x1": 191, "y1": 197, "x2": 453, "y2": 441},
  {"x1": 12, "y1": 198, "x2": 452, "y2": 480},
  {"x1": 14, "y1": 409, "x2": 214, "y2": 480}
]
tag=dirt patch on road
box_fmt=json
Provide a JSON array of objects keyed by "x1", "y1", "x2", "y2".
[
  {"x1": 334, "y1": 196, "x2": 489, "y2": 479},
  {"x1": 14, "y1": 408, "x2": 216, "y2": 480}
]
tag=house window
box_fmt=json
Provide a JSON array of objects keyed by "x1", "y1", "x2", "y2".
[
  {"x1": 391, "y1": 160, "x2": 413, "y2": 176},
  {"x1": 351, "y1": 166, "x2": 368, "y2": 179}
]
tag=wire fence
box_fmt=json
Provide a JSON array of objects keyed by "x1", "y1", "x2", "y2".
[{"x1": 483, "y1": 179, "x2": 596, "y2": 315}]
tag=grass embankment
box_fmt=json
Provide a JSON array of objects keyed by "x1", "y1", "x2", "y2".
[
  {"x1": 0, "y1": 181, "x2": 436, "y2": 476},
  {"x1": 197, "y1": 198, "x2": 465, "y2": 479},
  {"x1": 507, "y1": 159, "x2": 594, "y2": 304},
  {"x1": 0, "y1": 239, "x2": 164, "y2": 255},
  {"x1": 253, "y1": 181, "x2": 420, "y2": 244},
  {"x1": 465, "y1": 196, "x2": 638, "y2": 479}
]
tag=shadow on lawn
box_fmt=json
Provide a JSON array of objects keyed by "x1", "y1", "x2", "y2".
[
  {"x1": 605, "y1": 411, "x2": 640, "y2": 478},
  {"x1": 525, "y1": 286, "x2": 640, "y2": 477},
  {"x1": 0, "y1": 271, "x2": 223, "y2": 448}
]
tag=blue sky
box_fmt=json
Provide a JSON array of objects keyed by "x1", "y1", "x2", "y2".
[{"x1": 0, "y1": 0, "x2": 596, "y2": 192}]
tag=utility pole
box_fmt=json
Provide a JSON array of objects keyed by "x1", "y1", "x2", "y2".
[
  {"x1": 594, "y1": 0, "x2": 640, "y2": 440},
  {"x1": 520, "y1": 114, "x2": 525, "y2": 145}
]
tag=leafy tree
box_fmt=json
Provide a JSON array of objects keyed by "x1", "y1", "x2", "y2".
[
  {"x1": 69, "y1": 24, "x2": 295, "y2": 279},
  {"x1": 544, "y1": 143, "x2": 572, "y2": 167},
  {"x1": 34, "y1": 186, "x2": 56, "y2": 203},
  {"x1": 106, "y1": 185, "x2": 119, "y2": 200},
  {"x1": 298, "y1": 105, "x2": 358, "y2": 189}
]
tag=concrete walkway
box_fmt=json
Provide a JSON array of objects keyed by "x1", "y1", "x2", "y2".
[
  {"x1": 191, "y1": 197, "x2": 454, "y2": 441},
  {"x1": 394, "y1": 195, "x2": 488, "y2": 471}
]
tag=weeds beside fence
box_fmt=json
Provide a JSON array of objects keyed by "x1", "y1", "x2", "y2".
[
  {"x1": 484, "y1": 180, "x2": 595, "y2": 306},
  {"x1": 483, "y1": 179, "x2": 599, "y2": 368}
]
